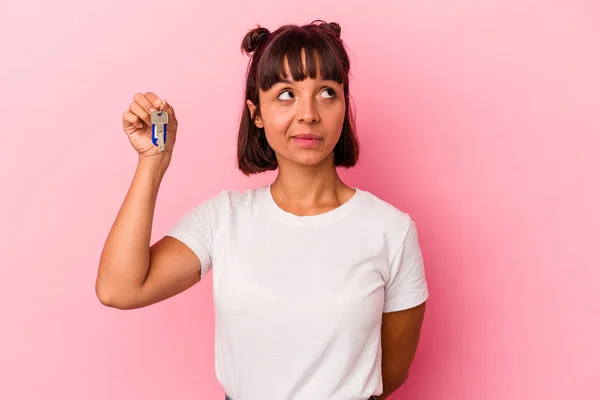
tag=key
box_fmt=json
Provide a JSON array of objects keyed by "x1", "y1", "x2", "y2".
[{"x1": 151, "y1": 109, "x2": 168, "y2": 152}]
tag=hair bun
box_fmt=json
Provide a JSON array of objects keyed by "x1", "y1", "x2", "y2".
[
  {"x1": 312, "y1": 20, "x2": 341, "y2": 38},
  {"x1": 323, "y1": 22, "x2": 341, "y2": 38},
  {"x1": 241, "y1": 26, "x2": 271, "y2": 54}
]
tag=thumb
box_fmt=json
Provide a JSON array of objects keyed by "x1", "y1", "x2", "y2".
[
  {"x1": 151, "y1": 97, "x2": 163, "y2": 111},
  {"x1": 150, "y1": 97, "x2": 173, "y2": 122},
  {"x1": 160, "y1": 98, "x2": 177, "y2": 132}
]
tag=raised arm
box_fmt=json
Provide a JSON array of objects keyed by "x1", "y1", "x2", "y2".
[{"x1": 95, "y1": 92, "x2": 201, "y2": 310}]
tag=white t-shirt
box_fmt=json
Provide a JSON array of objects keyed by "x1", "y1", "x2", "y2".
[{"x1": 167, "y1": 185, "x2": 429, "y2": 400}]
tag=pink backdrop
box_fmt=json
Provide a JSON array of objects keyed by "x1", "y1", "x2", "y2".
[{"x1": 1, "y1": 0, "x2": 599, "y2": 399}]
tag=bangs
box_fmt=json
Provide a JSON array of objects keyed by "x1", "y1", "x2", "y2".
[{"x1": 256, "y1": 29, "x2": 348, "y2": 91}]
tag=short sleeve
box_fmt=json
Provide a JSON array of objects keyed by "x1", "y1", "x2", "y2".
[
  {"x1": 166, "y1": 192, "x2": 224, "y2": 279},
  {"x1": 384, "y1": 219, "x2": 429, "y2": 313}
]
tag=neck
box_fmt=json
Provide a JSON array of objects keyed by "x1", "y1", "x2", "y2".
[{"x1": 271, "y1": 155, "x2": 349, "y2": 206}]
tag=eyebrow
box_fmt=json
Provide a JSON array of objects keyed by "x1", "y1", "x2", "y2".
[
  {"x1": 274, "y1": 77, "x2": 338, "y2": 85},
  {"x1": 275, "y1": 78, "x2": 293, "y2": 85}
]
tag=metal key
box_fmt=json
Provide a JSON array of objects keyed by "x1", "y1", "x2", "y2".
[{"x1": 151, "y1": 110, "x2": 168, "y2": 152}]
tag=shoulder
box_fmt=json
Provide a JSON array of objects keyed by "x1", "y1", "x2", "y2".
[
  {"x1": 174, "y1": 186, "x2": 266, "y2": 231},
  {"x1": 355, "y1": 189, "x2": 417, "y2": 241},
  {"x1": 215, "y1": 185, "x2": 266, "y2": 208},
  {"x1": 358, "y1": 189, "x2": 413, "y2": 225},
  {"x1": 188, "y1": 185, "x2": 266, "y2": 214}
]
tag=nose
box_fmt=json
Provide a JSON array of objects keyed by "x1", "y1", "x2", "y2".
[{"x1": 296, "y1": 96, "x2": 319, "y2": 124}]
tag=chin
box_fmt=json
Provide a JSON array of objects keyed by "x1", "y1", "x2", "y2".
[
  {"x1": 295, "y1": 159, "x2": 326, "y2": 166},
  {"x1": 274, "y1": 145, "x2": 336, "y2": 168},
  {"x1": 289, "y1": 152, "x2": 335, "y2": 167}
]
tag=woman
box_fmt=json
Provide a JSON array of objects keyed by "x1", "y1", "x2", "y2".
[{"x1": 96, "y1": 20, "x2": 429, "y2": 400}]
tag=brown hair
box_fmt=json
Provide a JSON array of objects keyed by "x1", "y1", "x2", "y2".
[{"x1": 237, "y1": 20, "x2": 360, "y2": 175}]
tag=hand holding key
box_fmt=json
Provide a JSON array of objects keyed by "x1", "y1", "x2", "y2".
[{"x1": 122, "y1": 92, "x2": 178, "y2": 161}]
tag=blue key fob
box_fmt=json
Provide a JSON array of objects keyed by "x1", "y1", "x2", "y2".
[
  {"x1": 151, "y1": 123, "x2": 167, "y2": 146},
  {"x1": 150, "y1": 110, "x2": 168, "y2": 151}
]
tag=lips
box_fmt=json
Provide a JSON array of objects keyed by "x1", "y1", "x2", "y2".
[
  {"x1": 292, "y1": 133, "x2": 322, "y2": 140},
  {"x1": 292, "y1": 133, "x2": 323, "y2": 148}
]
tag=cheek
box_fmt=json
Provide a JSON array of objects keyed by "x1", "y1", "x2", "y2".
[
  {"x1": 262, "y1": 107, "x2": 295, "y2": 136},
  {"x1": 327, "y1": 104, "x2": 346, "y2": 134},
  {"x1": 262, "y1": 116, "x2": 288, "y2": 149},
  {"x1": 267, "y1": 114, "x2": 292, "y2": 130}
]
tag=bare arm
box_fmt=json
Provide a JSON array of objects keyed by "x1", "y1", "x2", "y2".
[
  {"x1": 376, "y1": 301, "x2": 427, "y2": 399},
  {"x1": 95, "y1": 92, "x2": 200, "y2": 310},
  {"x1": 95, "y1": 160, "x2": 201, "y2": 310}
]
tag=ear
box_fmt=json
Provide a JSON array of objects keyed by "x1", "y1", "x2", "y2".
[{"x1": 246, "y1": 99, "x2": 264, "y2": 128}]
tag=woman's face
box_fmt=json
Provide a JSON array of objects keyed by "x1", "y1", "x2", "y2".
[{"x1": 247, "y1": 54, "x2": 346, "y2": 169}]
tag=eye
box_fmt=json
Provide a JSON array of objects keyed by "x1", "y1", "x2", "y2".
[
  {"x1": 277, "y1": 90, "x2": 294, "y2": 101},
  {"x1": 321, "y1": 88, "x2": 336, "y2": 99}
]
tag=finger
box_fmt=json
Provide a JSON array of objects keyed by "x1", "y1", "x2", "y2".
[
  {"x1": 123, "y1": 111, "x2": 144, "y2": 130},
  {"x1": 160, "y1": 98, "x2": 178, "y2": 133},
  {"x1": 133, "y1": 92, "x2": 156, "y2": 114},
  {"x1": 129, "y1": 102, "x2": 151, "y2": 126},
  {"x1": 144, "y1": 92, "x2": 163, "y2": 111},
  {"x1": 162, "y1": 99, "x2": 179, "y2": 133},
  {"x1": 160, "y1": 98, "x2": 173, "y2": 115}
]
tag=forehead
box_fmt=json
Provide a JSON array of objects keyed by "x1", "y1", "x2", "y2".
[
  {"x1": 256, "y1": 32, "x2": 347, "y2": 91},
  {"x1": 277, "y1": 52, "x2": 331, "y2": 83},
  {"x1": 281, "y1": 49, "x2": 319, "y2": 77}
]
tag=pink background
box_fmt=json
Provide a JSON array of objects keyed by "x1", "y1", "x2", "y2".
[{"x1": 1, "y1": 0, "x2": 599, "y2": 399}]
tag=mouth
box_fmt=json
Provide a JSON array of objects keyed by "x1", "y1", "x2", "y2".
[
  {"x1": 292, "y1": 133, "x2": 322, "y2": 139},
  {"x1": 291, "y1": 133, "x2": 323, "y2": 148}
]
